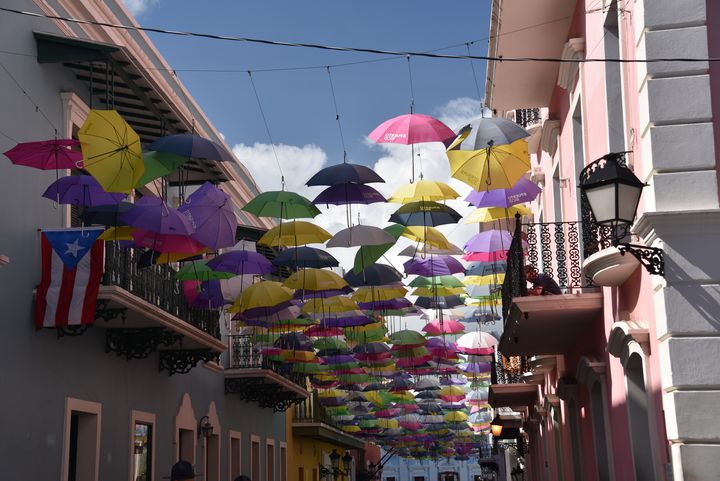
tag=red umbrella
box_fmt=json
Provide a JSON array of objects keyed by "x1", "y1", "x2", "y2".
[{"x1": 4, "y1": 139, "x2": 83, "y2": 170}]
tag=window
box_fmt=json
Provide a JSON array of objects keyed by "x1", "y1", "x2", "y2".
[
  {"x1": 63, "y1": 398, "x2": 101, "y2": 481},
  {"x1": 567, "y1": 400, "x2": 583, "y2": 481},
  {"x1": 312, "y1": 468, "x2": 318, "y2": 481},
  {"x1": 552, "y1": 165, "x2": 563, "y2": 222},
  {"x1": 279, "y1": 443, "x2": 287, "y2": 481},
  {"x1": 414, "y1": 477, "x2": 425, "y2": 481},
  {"x1": 266, "y1": 439, "x2": 275, "y2": 481},
  {"x1": 175, "y1": 394, "x2": 197, "y2": 464},
  {"x1": 250, "y1": 435, "x2": 261, "y2": 481},
  {"x1": 552, "y1": 408, "x2": 565, "y2": 481},
  {"x1": 204, "y1": 432, "x2": 220, "y2": 481},
  {"x1": 604, "y1": 2, "x2": 626, "y2": 152},
  {"x1": 572, "y1": 102, "x2": 585, "y2": 221},
  {"x1": 590, "y1": 382, "x2": 611, "y2": 481},
  {"x1": 229, "y1": 431, "x2": 242, "y2": 481},
  {"x1": 626, "y1": 354, "x2": 656, "y2": 481},
  {"x1": 178, "y1": 429, "x2": 194, "y2": 463},
  {"x1": 131, "y1": 411, "x2": 156, "y2": 481},
  {"x1": 298, "y1": 467, "x2": 305, "y2": 481}
]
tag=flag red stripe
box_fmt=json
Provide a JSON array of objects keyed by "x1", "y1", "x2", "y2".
[
  {"x1": 34, "y1": 235, "x2": 53, "y2": 329},
  {"x1": 55, "y1": 260, "x2": 78, "y2": 327},
  {"x1": 81, "y1": 241, "x2": 104, "y2": 324}
]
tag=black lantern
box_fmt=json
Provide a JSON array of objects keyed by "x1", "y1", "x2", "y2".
[
  {"x1": 342, "y1": 451, "x2": 353, "y2": 473},
  {"x1": 579, "y1": 152, "x2": 664, "y2": 275},
  {"x1": 490, "y1": 415, "x2": 503, "y2": 437},
  {"x1": 198, "y1": 416, "x2": 214, "y2": 439},
  {"x1": 330, "y1": 449, "x2": 341, "y2": 470}
]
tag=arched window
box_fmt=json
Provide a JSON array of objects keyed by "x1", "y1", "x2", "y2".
[
  {"x1": 626, "y1": 353, "x2": 655, "y2": 481},
  {"x1": 567, "y1": 398, "x2": 583, "y2": 481},
  {"x1": 577, "y1": 357, "x2": 613, "y2": 481}
]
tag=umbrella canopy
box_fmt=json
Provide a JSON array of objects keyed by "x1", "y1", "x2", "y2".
[
  {"x1": 42, "y1": 175, "x2": 126, "y2": 206},
  {"x1": 306, "y1": 162, "x2": 385, "y2": 185},
  {"x1": 388, "y1": 180, "x2": 459, "y2": 203},
  {"x1": 353, "y1": 224, "x2": 404, "y2": 274},
  {"x1": 206, "y1": 250, "x2": 272, "y2": 276},
  {"x1": 423, "y1": 320, "x2": 465, "y2": 335},
  {"x1": 273, "y1": 247, "x2": 339, "y2": 269},
  {"x1": 465, "y1": 261, "x2": 507, "y2": 276},
  {"x1": 4, "y1": 139, "x2": 82, "y2": 170},
  {"x1": 122, "y1": 196, "x2": 194, "y2": 235},
  {"x1": 81, "y1": 202, "x2": 134, "y2": 226},
  {"x1": 465, "y1": 177, "x2": 542, "y2": 208},
  {"x1": 229, "y1": 281, "x2": 294, "y2": 313},
  {"x1": 258, "y1": 221, "x2": 331, "y2": 247},
  {"x1": 135, "y1": 150, "x2": 187, "y2": 187},
  {"x1": 415, "y1": 295, "x2": 465, "y2": 309},
  {"x1": 301, "y1": 296, "x2": 358, "y2": 314},
  {"x1": 464, "y1": 205, "x2": 531, "y2": 224},
  {"x1": 344, "y1": 264, "x2": 403, "y2": 287},
  {"x1": 453, "y1": 117, "x2": 529, "y2": 150},
  {"x1": 390, "y1": 201, "x2": 462, "y2": 227},
  {"x1": 327, "y1": 225, "x2": 396, "y2": 248},
  {"x1": 131, "y1": 229, "x2": 205, "y2": 253},
  {"x1": 456, "y1": 331, "x2": 498, "y2": 355},
  {"x1": 313, "y1": 183, "x2": 386, "y2": 205},
  {"x1": 369, "y1": 114, "x2": 455, "y2": 144},
  {"x1": 78, "y1": 109, "x2": 144, "y2": 193},
  {"x1": 401, "y1": 226, "x2": 452, "y2": 250},
  {"x1": 242, "y1": 191, "x2": 320, "y2": 219},
  {"x1": 176, "y1": 259, "x2": 234, "y2": 281},
  {"x1": 404, "y1": 256, "x2": 464, "y2": 277},
  {"x1": 178, "y1": 182, "x2": 237, "y2": 250},
  {"x1": 447, "y1": 139, "x2": 530, "y2": 191},
  {"x1": 389, "y1": 330, "x2": 426, "y2": 346},
  {"x1": 397, "y1": 244, "x2": 464, "y2": 257},
  {"x1": 463, "y1": 230, "x2": 513, "y2": 253},
  {"x1": 283, "y1": 268, "x2": 348, "y2": 291},
  {"x1": 149, "y1": 133, "x2": 235, "y2": 162}
]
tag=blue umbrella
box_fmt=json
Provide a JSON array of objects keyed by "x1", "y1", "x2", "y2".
[
  {"x1": 149, "y1": 133, "x2": 234, "y2": 162},
  {"x1": 273, "y1": 246, "x2": 339, "y2": 269},
  {"x1": 306, "y1": 162, "x2": 384, "y2": 186},
  {"x1": 344, "y1": 263, "x2": 403, "y2": 287},
  {"x1": 313, "y1": 183, "x2": 386, "y2": 205}
]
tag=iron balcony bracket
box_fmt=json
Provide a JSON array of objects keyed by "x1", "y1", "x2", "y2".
[
  {"x1": 106, "y1": 328, "x2": 182, "y2": 360},
  {"x1": 56, "y1": 325, "x2": 92, "y2": 338},
  {"x1": 94, "y1": 300, "x2": 127, "y2": 324},
  {"x1": 617, "y1": 242, "x2": 665, "y2": 276},
  {"x1": 158, "y1": 349, "x2": 218, "y2": 375}
]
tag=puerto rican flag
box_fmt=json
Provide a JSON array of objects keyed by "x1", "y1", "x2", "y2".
[{"x1": 35, "y1": 227, "x2": 104, "y2": 329}]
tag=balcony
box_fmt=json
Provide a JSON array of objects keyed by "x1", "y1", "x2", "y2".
[
  {"x1": 96, "y1": 242, "x2": 224, "y2": 374},
  {"x1": 224, "y1": 335, "x2": 308, "y2": 412},
  {"x1": 513, "y1": 108, "x2": 542, "y2": 128},
  {"x1": 293, "y1": 390, "x2": 365, "y2": 450},
  {"x1": 499, "y1": 217, "x2": 603, "y2": 356}
]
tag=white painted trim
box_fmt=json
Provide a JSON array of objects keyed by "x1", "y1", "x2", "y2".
[
  {"x1": 175, "y1": 393, "x2": 197, "y2": 464},
  {"x1": 557, "y1": 39, "x2": 586, "y2": 91},
  {"x1": 62, "y1": 397, "x2": 102, "y2": 481},
  {"x1": 228, "y1": 430, "x2": 242, "y2": 481},
  {"x1": 129, "y1": 410, "x2": 156, "y2": 481}
]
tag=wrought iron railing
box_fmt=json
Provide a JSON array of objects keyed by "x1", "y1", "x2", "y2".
[
  {"x1": 294, "y1": 390, "x2": 339, "y2": 428},
  {"x1": 103, "y1": 242, "x2": 220, "y2": 337},
  {"x1": 492, "y1": 352, "x2": 531, "y2": 385},
  {"x1": 513, "y1": 108, "x2": 541, "y2": 128},
  {"x1": 227, "y1": 334, "x2": 307, "y2": 386}
]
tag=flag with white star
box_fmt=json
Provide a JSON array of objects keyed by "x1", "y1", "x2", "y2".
[{"x1": 43, "y1": 227, "x2": 104, "y2": 270}]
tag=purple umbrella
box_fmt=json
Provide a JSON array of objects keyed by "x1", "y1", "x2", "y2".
[
  {"x1": 358, "y1": 298, "x2": 413, "y2": 311},
  {"x1": 42, "y1": 175, "x2": 126, "y2": 206},
  {"x1": 122, "y1": 196, "x2": 194, "y2": 235},
  {"x1": 191, "y1": 280, "x2": 225, "y2": 309},
  {"x1": 321, "y1": 354, "x2": 356, "y2": 364},
  {"x1": 403, "y1": 256, "x2": 465, "y2": 277},
  {"x1": 313, "y1": 183, "x2": 386, "y2": 205},
  {"x1": 458, "y1": 362, "x2": 492, "y2": 374},
  {"x1": 239, "y1": 301, "x2": 295, "y2": 320},
  {"x1": 320, "y1": 314, "x2": 374, "y2": 328},
  {"x1": 206, "y1": 250, "x2": 272, "y2": 275},
  {"x1": 465, "y1": 177, "x2": 542, "y2": 208},
  {"x1": 178, "y1": 182, "x2": 236, "y2": 250},
  {"x1": 463, "y1": 229, "x2": 513, "y2": 253}
]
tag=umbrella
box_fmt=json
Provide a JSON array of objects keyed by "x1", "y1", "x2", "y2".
[
  {"x1": 313, "y1": 183, "x2": 386, "y2": 205},
  {"x1": 178, "y1": 182, "x2": 237, "y2": 250},
  {"x1": 301, "y1": 296, "x2": 358, "y2": 314},
  {"x1": 397, "y1": 244, "x2": 464, "y2": 257},
  {"x1": 465, "y1": 177, "x2": 542, "y2": 208},
  {"x1": 447, "y1": 139, "x2": 530, "y2": 191},
  {"x1": 122, "y1": 196, "x2": 194, "y2": 235},
  {"x1": 189, "y1": 280, "x2": 226, "y2": 309},
  {"x1": 81, "y1": 202, "x2": 134, "y2": 226},
  {"x1": 390, "y1": 201, "x2": 462, "y2": 227},
  {"x1": 389, "y1": 330, "x2": 426, "y2": 346},
  {"x1": 456, "y1": 331, "x2": 498, "y2": 355},
  {"x1": 175, "y1": 259, "x2": 235, "y2": 281},
  {"x1": 404, "y1": 256, "x2": 464, "y2": 277},
  {"x1": 411, "y1": 286, "x2": 464, "y2": 297},
  {"x1": 369, "y1": 114, "x2": 455, "y2": 144},
  {"x1": 464, "y1": 230, "x2": 513, "y2": 254},
  {"x1": 306, "y1": 162, "x2": 384, "y2": 185},
  {"x1": 423, "y1": 320, "x2": 465, "y2": 335},
  {"x1": 353, "y1": 224, "x2": 404, "y2": 274},
  {"x1": 78, "y1": 109, "x2": 144, "y2": 193},
  {"x1": 206, "y1": 250, "x2": 272, "y2": 275},
  {"x1": 42, "y1": 175, "x2": 126, "y2": 206},
  {"x1": 452, "y1": 117, "x2": 529, "y2": 150},
  {"x1": 229, "y1": 281, "x2": 294, "y2": 313},
  {"x1": 401, "y1": 226, "x2": 452, "y2": 250},
  {"x1": 465, "y1": 261, "x2": 507, "y2": 276},
  {"x1": 149, "y1": 133, "x2": 234, "y2": 162},
  {"x1": 352, "y1": 286, "x2": 407, "y2": 303},
  {"x1": 415, "y1": 295, "x2": 465, "y2": 309},
  {"x1": 135, "y1": 150, "x2": 187, "y2": 187},
  {"x1": 258, "y1": 221, "x2": 331, "y2": 247},
  {"x1": 388, "y1": 180, "x2": 459, "y2": 203},
  {"x1": 465, "y1": 274, "x2": 505, "y2": 286},
  {"x1": 327, "y1": 225, "x2": 396, "y2": 248},
  {"x1": 132, "y1": 229, "x2": 205, "y2": 253},
  {"x1": 464, "y1": 205, "x2": 531, "y2": 224},
  {"x1": 273, "y1": 247, "x2": 339, "y2": 269},
  {"x1": 344, "y1": 264, "x2": 403, "y2": 287},
  {"x1": 242, "y1": 191, "x2": 320, "y2": 219},
  {"x1": 98, "y1": 226, "x2": 134, "y2": 241},
  {"x1": 4, "y1": 139, "x2": 82, "y2": 170},
  {"x1": 283, "y1": 268, "x2": 348, "y2": 291}
]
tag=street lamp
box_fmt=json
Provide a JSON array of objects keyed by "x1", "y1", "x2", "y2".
[
  {"x1": 579, "y1": 151, "x2": 664, "y2": 275},
  {"x1": 490, "y1": 416, "x2": 503, "y2": 437},
  {"x1": 198, "y1": 416, "x2": 214, "y2": 481},
  {"x1": 320, "y1": 450, "x2": 353, "y2": 480}
]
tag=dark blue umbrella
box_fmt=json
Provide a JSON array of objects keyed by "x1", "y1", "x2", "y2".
[
  {"x1": 414, "y1": 295, "x2": 465, "y2": 309},
  {"x1": 81, "y1": 201, "x2": 134, "y2": 226},
  {"x1": 389, "y1": 201, "x2": 462, "y2": 227},
  {"x1": 313, "y1": 183, "x2": 386, "y2": 205},
  {"x1": 344, "y1": 263, "x2": 403, "y2": 287},
  {"x1": 306, "y1": 162, "x2": 384, "y2": 186},
  {"x1": 149, "y1": 133, "x2": 234, "y2": 162},
  {"x1": 273, "y1": 246, "x2": 339, "y2": 268}
]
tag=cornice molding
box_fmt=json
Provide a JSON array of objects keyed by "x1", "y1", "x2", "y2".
[{"x1": 557, "y1": 38, "x2": 586, "y2": 91}]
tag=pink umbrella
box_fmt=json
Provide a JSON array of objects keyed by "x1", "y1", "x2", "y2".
[
  {"x1": 456, "y1": 331, "x2": 498, "y2": 355},
  {"x1": 368, "y1": 114, "x2": 455, "y2": 145},
  {"x1": 4, "y1": 139, "x2": 83, "y2": 170},
  {"x1": 422, "y1": 319, "x2": 466, "y2": 335},
  {"x1": 132, "y1": 228, "x2": 206, "y2": 253}
]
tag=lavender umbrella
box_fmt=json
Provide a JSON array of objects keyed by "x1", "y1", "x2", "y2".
[
  {"x1": 190, "y1": 280, "x2": 225, "y2": 309},
  {"x1": 178, "y1": 182, "x2": 236, "y2": 250},
  {"x1": 206, "y1": 250, "x2": 272, "y2": 275},
  {"x1": 465, "y1": 177, "x2": 541, "y2": 208},
  {"x1": 404, "y1": 256, "x2": 465, "y2": 276},
  {"x1": 122, "y1": 196, "x2": 193, "y2": 235},
  {"x1": 358, "y1": 298, "x2": 413, "y2": 311},
  {"x1": 313, "y1": 183, "x2": 386, "y2": 205},
  {"x1": 320, "y1": 313, "x2": 373, "y2": 328},
  {"x1": 42, "y1": 175, "x2": 126, "y2": 206},
  {"x1": 463, "y1": 230, "x2": 513, "y2": 253}
]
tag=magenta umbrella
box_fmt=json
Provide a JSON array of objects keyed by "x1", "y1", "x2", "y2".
[
  {"x1": 178, "y1": 182, "x2": 236, "y2": 250},
  {"x1": 4, "y1": 139, "x2": 83, "y2": 170},
  {"x1": 131, "y1": 228, "x2": 205, "y2": 253},
  {"x1": 422, "y1": 319, "x2": 465, "y2": 336},
  {"x1": 369, "y1": 114, "x2": 455, "y2": 144}
]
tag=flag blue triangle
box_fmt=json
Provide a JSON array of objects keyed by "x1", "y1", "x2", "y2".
[{"x1": 43, "y1": 227, "x2": 104, "y2": 270}]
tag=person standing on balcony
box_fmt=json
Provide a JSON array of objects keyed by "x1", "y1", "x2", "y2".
[{"x1": 524, "y1": 265, "x2": 561, "y2": 295}]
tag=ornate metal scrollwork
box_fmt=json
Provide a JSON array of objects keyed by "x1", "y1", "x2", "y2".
[
  {"x1": 158, "y1": 349, "x2": 218, "y2": 375},
  {"x1": 224, "y1": 377, "x2": 306, "y2": 412},
  {"x1": 105, "y1": 328, "x2": 182, "y2": 360},
  {"x1": 617, "y1": 243, "x2": 665, "y2": 276},
  {"x1": 94, "y1": 300, "x2": 127, "y2": 324},
  {"x1": 56, "y1": 325, "x2": 92, "y2": 338}
]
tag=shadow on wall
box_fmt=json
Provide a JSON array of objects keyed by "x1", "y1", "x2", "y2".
[{"x1": 664, "y1": 256, "x2": 720, "y2": 332}]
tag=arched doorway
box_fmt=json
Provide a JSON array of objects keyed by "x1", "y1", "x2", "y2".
[
  {"x1": 438, "y1": 471, "x2": 458, "y2": 481},
  {"x1": 626, "y1": 353, "x2": 655, "y2": 481}
]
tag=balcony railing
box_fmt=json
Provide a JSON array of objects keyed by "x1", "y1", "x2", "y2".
[
  {"x1": 103, "y1": 242, "x2": 220, "y2": 338},
  {"x1": 294, "y1": 390, "x2": 338, "y2": 428},
  {"x1": 227, "y1": 334, "x2": 307, "y2": 386},
  {"x1": 513, "y1": 108, "x2": 541, "y2": 128},
  {"x1": 492, "y1": 352, "x2": 531, "y2": 385}
]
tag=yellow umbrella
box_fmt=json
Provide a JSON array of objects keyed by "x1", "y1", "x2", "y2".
[
  {"x1": 445, "y1": 411, "x2": 469, "y2": 422},
  {"x1": 464, "y1": 205, "x2": 532, "y2": 223},
  {"x1": 342, "y1": 425, "x2": 361, "y2": 433},
  {"x1": 402, "y1": 226, "x2": 452, "y2": 250},
  {"x1": 318, "y1": 389, "x2": 347, "y2": 398},
  {"x1": 301, "y1": 296, "x2": 358, "y2": 314},
  {"x1": 282, "y1": 350, "x2": 316, "y2": 362},
  {"x1": 352, "y1": 286, "x2": 407, "y2": 303},
  {"x1": 99, "y1": 226, "x2": 134, "y2": 241},
  {"x1": 447, "y1": 138, "x2": 530, "y2": 190},
  {"x1": 378, "y1": 419, "x2": 399, "y2": 429},
  {"x1": 411, "y1": 286, "x2": 465, "y2": 297},
  {"x1": 228, "y1": 281, "x2": 293, "y2": 313},
  {"x1": 388, "y1": 180, "x2": 459, "y2": 203},
  {"x1": 464, "y1": 274, "x2": 506, "y2": 286},
  {"x1": 258, "y1": 221, "x2": 331, "y2": 247},
  {"x1": 283, "y1": 268, "x2": 348, "y2": 291},
  {"x1": 78, "y1": 109, "x2": 144, "y2": 193}
]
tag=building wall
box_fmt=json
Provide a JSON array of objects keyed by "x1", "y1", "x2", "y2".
[{"x1": 0, "y1": 1, "x2": 286, "y2": 481}]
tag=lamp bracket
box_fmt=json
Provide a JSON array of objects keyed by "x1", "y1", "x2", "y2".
[{"x1": 617, "y1": 243, "x2": 664, "y2": 276}]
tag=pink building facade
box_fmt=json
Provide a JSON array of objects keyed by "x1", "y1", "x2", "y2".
[{"x1": 486, "y1": 1, "x2": 720, "y2": 480}]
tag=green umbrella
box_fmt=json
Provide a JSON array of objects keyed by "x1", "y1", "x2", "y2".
[
  {"x1": 313, "y1": 338, "x2": 349, "y2": 353},
  {"x1": 353, "y1": 223, "x2": 405, "y2": 274},
  {"x1": 293, "y1": 363, "x2": 329, "y2": 374},
  {"x1": 175, "y1": 260, "x2": 235, "y2": 281},
  {"x1": 136, "y1": 150, "x2": 188, "y2": 187},
  {"x1": 242, "y1": 191, "x2": 320, "y2": 219},
  {"x1": 409, "y1": 275, "x2": 465, "y2": 288},
  {"x1": 389, "y1": 329, "x2": 426, "y2": 346},
  {"x1": 392, "y1": 346, "x2": 431, "y2": 358}
]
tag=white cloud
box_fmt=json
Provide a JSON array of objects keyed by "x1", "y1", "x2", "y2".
[{"x1": 122, "y1": 0, "x2": 159, "y2": 16}]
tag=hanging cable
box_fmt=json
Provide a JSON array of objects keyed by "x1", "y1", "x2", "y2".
[
  {"x1": 466, "y1": 42, "x2": 483, "y2": 101},
  {"x1": 0, "y1": 59, "x2": 58, "y2": 132},
  {"x1": 247, "y1": 71, "x2": 285, "y2": 189},
  {"x1": 325, "y1": 67, "x2": 347, "y2": 162}
]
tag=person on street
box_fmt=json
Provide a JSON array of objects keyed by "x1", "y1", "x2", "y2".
[
  {"x1": 524, "y1": 265, "x2": 562, "y2": 295},
  {"x1": 165, "y1": 460, "x2": 197, "y2": 481}
]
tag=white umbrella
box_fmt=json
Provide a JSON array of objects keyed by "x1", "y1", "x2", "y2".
[
  {"x1": 456, "y1": 331, "x2": 498, "y2": 354},
  {"x1": 327, "y1": 225, "x2": 396, "y2": 247}
]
